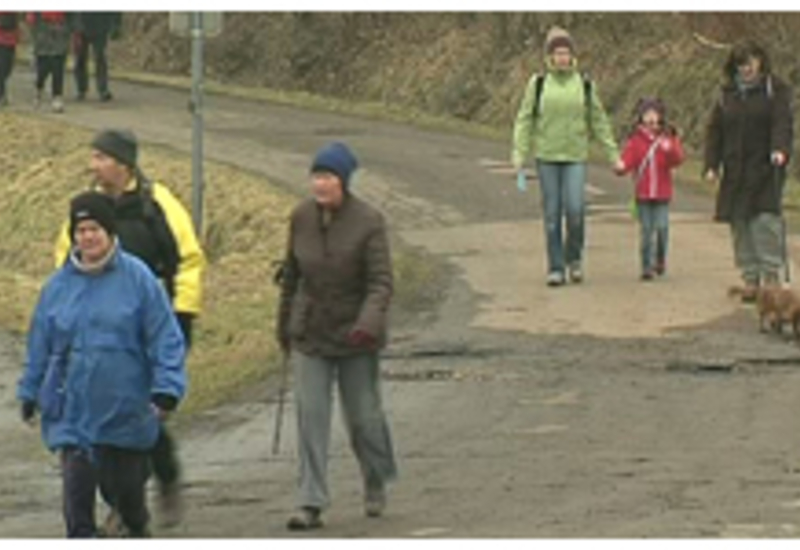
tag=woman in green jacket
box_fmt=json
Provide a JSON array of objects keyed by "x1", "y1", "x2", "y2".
[{"x1": 512, "y1": 26, "x2": 620, "y2": 286}]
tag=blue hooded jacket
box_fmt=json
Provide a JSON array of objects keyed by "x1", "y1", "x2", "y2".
[{"x1": 17, "y1": 246, "x2": 187, "y2": 452}]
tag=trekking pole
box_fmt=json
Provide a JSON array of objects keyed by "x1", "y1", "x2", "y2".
[{"x1": 271, "y1": 351, "x2": 290, "y2": 456}]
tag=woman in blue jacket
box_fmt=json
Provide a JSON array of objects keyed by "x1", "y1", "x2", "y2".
[{"x1": 17, "y1": 191, "x2": 187, "y2": 538}]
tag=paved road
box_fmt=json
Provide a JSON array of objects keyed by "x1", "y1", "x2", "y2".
[{"x1": 2, "y1": 72, "x2": 800, "y2": 538}]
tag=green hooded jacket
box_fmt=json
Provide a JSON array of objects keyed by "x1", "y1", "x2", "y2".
[{"x1": 511, "y1": 61, "x2": 619, "y2": 168}]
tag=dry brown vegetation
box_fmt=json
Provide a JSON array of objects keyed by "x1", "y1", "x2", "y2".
[
  {"x1": 0, "y1": 111, "x2": 296, "y2": 413},
  {"x1": 0, "y1": 111, "x2": 445, "y2": 413},
  {"x1": 111, "y1": 12, "x2": 800, "y2": 180}
]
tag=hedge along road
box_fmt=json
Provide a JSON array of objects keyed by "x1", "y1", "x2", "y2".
[{"x1": 2, "y1": 72, "x2": 800, "y2": 538}]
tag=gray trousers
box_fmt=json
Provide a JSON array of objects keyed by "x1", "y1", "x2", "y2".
[
  {"x1": 293, "y1": 351, "x2": 397, "y2": 510},
  {"x1": 730, "y1": 213, "x2": 784, "y2": 284}
]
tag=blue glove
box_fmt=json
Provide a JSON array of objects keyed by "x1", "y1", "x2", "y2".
[{"x1": 516, "y1": 171, "x2": 527, "y2": 192}]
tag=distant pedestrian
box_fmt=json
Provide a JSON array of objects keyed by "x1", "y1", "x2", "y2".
[
  {"x1": 0, "y1": 12, "x2": 19, "y2": 107},
  {"x1": 615, "y1": 97, "x2": 685, "y2": 280},
  {"x1": 704, "y1": 40, "x2": 794, "y2": 301},
  {"x1": 73, "y1": 12, "x2": 121, "y2": 102},
  {"x1": 26, "y1": 11, "x2": 73, "y2": 113},
  {"x1": 18, "y1": 191, "x2": 187, "y2": 538},
  {"x1": 511, "y1": 26, "x2": 621, "y2": 286},
  {"x1": 277, "y1": 142, "x2": 397, "y2": 530}
]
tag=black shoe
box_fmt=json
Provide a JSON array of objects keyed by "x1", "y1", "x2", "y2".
[
  {"x1": 99, "y1": 91, "x2": 113, "y2": 102},
  {"x1": 287, "y1": 506, "x2": 323, "y2": 531},
  {"x1": 641, "y1": 271, "x2": 655, "y2": 281}
]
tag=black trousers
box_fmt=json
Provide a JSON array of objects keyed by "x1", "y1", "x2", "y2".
[
  {"x1": 0, "y1": 45, "x2": 14, "y2": 100},
  {"x1": 151, "y1": 424, "x2": 181, "y2": 490},
  {"x1": 74, "y1": 33, "x2": 109, "y2": 96},
  {"x1": 61, "y1": 446, "x2": 150, "y2": 538},
  {"x1": 35, "y1": 54, "x2": 66, "y2": 97}
]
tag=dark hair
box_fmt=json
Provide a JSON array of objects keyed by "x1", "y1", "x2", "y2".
[
  {"x1": 629, "y1": 97, "x2": 678, "y2": 137},
  {"x1": 724, "y1": 40, "x2": 772, "y2": 81}
]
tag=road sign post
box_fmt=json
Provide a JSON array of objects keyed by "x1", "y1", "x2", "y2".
[
  {"x1": 190, "y1": 12, "x2": 204, "y2": 235},
  {"x1": 169, "y1": 12, "x2": 224, "y2": 235}
]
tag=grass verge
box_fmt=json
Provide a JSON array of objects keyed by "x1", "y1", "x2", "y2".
[
  {"x1": 0, "y1": 111, "x2": 295, "y2": 415},
  {"x1": 0, "y1": 110, "x2": 448, "y2": 415}
]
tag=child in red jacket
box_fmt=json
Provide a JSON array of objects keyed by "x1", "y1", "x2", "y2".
[{"x1": 615, "y1": 97, "x2": 685, "y2": 280}]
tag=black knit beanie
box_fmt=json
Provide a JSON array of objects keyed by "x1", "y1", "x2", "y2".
[
  {"x1": 69, "y1": 191, "x2": 117, "y2": 242},
  {"x1": 91, "y1": 129, "x2": 138, "y2": 168}
]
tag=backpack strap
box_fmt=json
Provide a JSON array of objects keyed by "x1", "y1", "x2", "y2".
[
  {"x1": 533, "y1": 73, "x2": 545, "y2": 118},
  {"x1": 635, "y1": 138, "x2": 662, "y2": 185},
  {"x1": 582, "y1": 71, "x2": 593, "y2": 113},
  {"x1": 136, "y1": 171, "x2": 180, "y2": 299}
]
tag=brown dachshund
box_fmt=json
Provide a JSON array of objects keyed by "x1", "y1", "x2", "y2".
[{"x1": 729, "y1": 284, "x2": 800, "y2": 338}]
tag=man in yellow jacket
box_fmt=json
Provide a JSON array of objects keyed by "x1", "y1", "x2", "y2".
[{"x1": 54, "y1": 128, "x2": 205, "y2": 531}]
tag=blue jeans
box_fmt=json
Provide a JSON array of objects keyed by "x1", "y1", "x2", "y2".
[
  {"x1": 637, "y1": 200, "x2": 670, "y2": 272},
  {"x1": 536, "y1": 161, "x2": 587, "y2": 274}
]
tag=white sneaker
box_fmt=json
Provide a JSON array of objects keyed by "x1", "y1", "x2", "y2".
[
  {"x1": 51, "y1": 96, "x2": 64, "y2": 113},
  {"x1": 568, "y1": 265, "x2": 583, "y2": 283},
  {"x1": 546, "y1": 272, "x2": 564, "y2": 287}
]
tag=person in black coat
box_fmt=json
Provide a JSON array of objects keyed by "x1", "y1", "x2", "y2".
[
  {"x1": 704, "y1": 40, "x2": 794, "y2": 301},
  {"x1": 73, "y1": 12, "x2": 121, "y2": 101}
]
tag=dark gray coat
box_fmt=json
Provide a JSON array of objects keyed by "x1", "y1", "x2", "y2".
[
  {"x1": 277, "y1": 195, "x2": 393, "y2": 358},
  {"x1": 29, "y1": 13, "x2": 73, "y2": 56},
  {"x1": 704, "y1": 75, "x2": 794, "y2": 222}
]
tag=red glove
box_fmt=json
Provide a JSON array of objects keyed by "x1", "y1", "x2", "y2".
[{"x1": 348, "y1": 329, "x2": 376, "y2": 349}]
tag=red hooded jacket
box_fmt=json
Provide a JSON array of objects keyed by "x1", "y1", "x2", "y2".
[{"x1": 620, "y1": 126, "x2": 685, "y2": 201}]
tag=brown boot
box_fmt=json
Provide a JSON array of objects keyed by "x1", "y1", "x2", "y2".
[{"x1": 158, "y1": 481, "x2": 184, "y2": 528}]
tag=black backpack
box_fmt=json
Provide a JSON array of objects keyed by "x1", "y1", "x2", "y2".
[
  {"x1": 532, "y1": 72, "x2": 593, "y2": 119},
  {"x1": 136, "y1": 174, "x2": 180, "y2": 298}
]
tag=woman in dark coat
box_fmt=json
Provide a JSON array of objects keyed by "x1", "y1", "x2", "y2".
[
  {"x1": 704, "y1": 40, "x2": 794, "y2": 300},
  {"x1": 277, "y1": 142, "x2": 397, "y2": 530}
]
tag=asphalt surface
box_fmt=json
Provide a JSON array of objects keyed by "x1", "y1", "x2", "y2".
[{"x1": 2, "y1": 71, "x2": 800, "y2": 538}]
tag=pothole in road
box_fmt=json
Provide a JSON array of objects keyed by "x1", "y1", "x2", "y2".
[
  {"x1": 384, "y1": 368, "x2": 455, "y2": 382},
  {"x1": 665, "y1": 357, "x2": 800, "y2": 375},
  {"x1": 313, "y1": 126, "x2": 366, "y2": 137}
]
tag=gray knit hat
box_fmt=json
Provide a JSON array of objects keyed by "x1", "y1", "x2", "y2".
[
  {"x1": 91, "y1": 129, "x2": 138, "y2": 168},
  {"x1": 544, "y1": 26, "x2": 575, "y2": 54}
]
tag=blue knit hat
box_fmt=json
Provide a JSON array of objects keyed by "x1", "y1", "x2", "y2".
[{"x1": 310, "y1": 142, "x2": 359, "y2": 190}]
